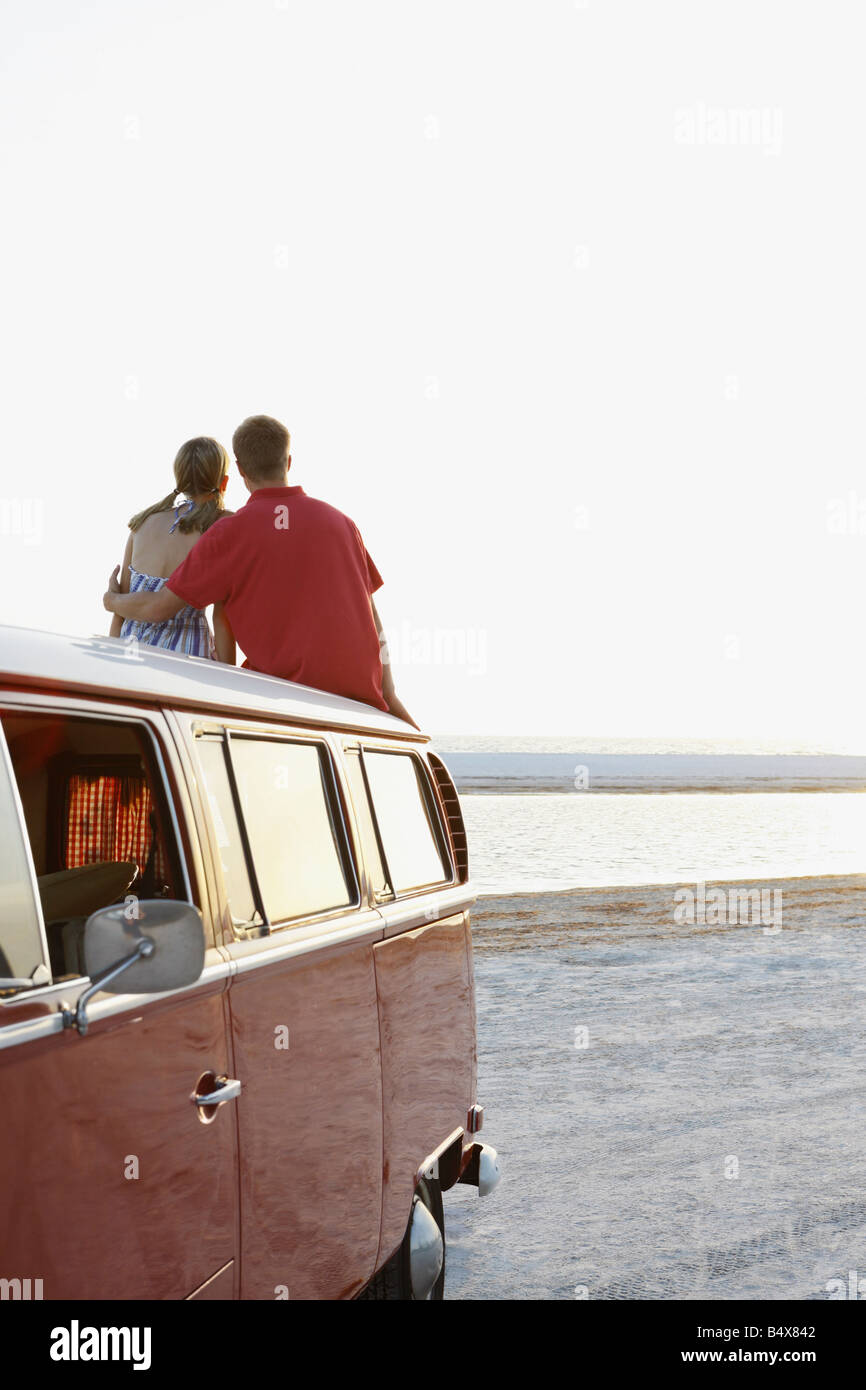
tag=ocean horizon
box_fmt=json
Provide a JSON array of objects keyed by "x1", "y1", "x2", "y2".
[
  {"x1": 432, "y1": 735, "x2": 866, "y2": 795},
  {"x1": 429, "y1": 736, "x2": 866, "y2": 895}
]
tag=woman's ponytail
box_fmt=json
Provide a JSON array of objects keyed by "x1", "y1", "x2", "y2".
[
  {"x1": 127, "y1": 489, "x2": 178, "y2": 533},
  {"x1": 172, "y1": 493, "x2": 225, "y2": 534}
]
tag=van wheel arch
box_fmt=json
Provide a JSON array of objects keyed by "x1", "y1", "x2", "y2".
[{"x1": 357, "y1": 1176, "x2": 445, "y2": 1300}]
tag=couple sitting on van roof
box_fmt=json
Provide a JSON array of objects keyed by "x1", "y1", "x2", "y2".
[{"x1": 103, "y1": 414, "x2": 417, "y2": 728}]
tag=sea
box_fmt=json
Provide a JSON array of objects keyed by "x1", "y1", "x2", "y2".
[
  {"x1": 439, "y1": 736, "x2": 866, "y2": 1301},
  {"x1": 431, "y1": 736, "x2": 866, "y2": 895}
]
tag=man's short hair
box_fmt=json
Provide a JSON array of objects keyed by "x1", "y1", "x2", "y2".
[{"x1": 232, "y1": 415, "x2": 291, "y2": 482}]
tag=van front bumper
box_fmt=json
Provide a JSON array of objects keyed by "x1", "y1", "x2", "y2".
[{"x1": 457, "y1": 1141, "x2": 502, "y2": 1197}]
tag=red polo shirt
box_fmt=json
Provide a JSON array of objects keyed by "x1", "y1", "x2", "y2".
[{"x1": 167, "y1": 486, "x2": 387, "y2": 710}]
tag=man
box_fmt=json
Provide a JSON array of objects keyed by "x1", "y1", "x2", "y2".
[{"x1": 104, "y1": 414, "x2": 417, "y2": 727}]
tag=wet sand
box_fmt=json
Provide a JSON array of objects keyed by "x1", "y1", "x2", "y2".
[
  {"x1": 468, "y1": 874, "x2": 866, "y2": 951},
  {"x1": 446, "y1": 875, "x2": 866, "y2": 1301}
]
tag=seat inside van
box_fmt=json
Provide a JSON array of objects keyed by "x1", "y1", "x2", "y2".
[{"x1": 36, "y1": 862, "x2": 139, "y2": 977}]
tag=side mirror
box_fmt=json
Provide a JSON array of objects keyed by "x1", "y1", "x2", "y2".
[{"x1": 62, "y1": 900, "x2": 205, "y2": 1036}]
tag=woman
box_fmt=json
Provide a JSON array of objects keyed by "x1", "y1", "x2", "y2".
[{"x1": 109, "y1": 436, "x2": 235, "y2": 662}]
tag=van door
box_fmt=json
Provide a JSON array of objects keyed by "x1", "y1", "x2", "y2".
[
  {"x1": 0, "y1": 704, "x2": 240, "y2": 1301},
  {"x1": 187, "y1": 722, "x2": 384, "y2": 1300},
  {"x1": 344, "y1": 743, "x2": 477, "y2": 1270}
]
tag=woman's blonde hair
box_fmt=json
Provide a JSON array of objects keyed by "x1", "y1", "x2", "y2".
[{"x1": 128, "y1": 437, "x2": 230, "y2": 534}]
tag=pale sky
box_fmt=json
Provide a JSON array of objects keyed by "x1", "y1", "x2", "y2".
[{"x1": 1, "y1": 1, "x2": 864, "y2": 742}]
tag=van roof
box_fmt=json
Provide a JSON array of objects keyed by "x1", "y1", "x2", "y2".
[{"x1": 0, "y1": 625, "x2": 425, "y2": 741}]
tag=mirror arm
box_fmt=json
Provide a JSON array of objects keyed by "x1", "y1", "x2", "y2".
[{"x1": 61, "y1": 936, "x2": 155, "y2": 1038}]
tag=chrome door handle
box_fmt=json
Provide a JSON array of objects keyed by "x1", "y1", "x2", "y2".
[{"x1": 195, "y1": 1076, "x2": 242, "y2": 1106}]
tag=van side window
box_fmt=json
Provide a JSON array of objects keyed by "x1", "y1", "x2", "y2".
[
  {"x1": 195, "y1": 737, "x2": 260, "y2": 930},
  {"x1": 228, "y1": 736, "x2": 355, "y2": 927},
  {"x1": 344, "y1": 748, "x2": 392, "y2": 902},
  {"x1": 0, "y1": 728, "x2": 49, "y2": 993},
  {"x1": 362, "y1": 751, "x2": 451, "y2": 895},
  {"x1": 0, "y1": 711, "x2": 185, "y2": 984}
]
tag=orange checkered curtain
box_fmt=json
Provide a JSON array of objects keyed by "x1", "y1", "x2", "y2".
[{"x1": 64, "y1": 774, "x2": 154, "y2": 874}]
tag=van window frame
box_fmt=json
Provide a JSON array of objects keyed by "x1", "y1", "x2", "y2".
[
  {"x1": 341, "y1": 743, "x2": 394, "y2": 906},
  {"x1": 193, "y1": 722, "x2": 361, "y2": 937},
  {"x1": 0, "y1": 698, "x2": 196, "y2": 1000},
  {"x1": 349, "y1": 741, "x2": 456, "y2": 901},
  {"x1": 0, "y1": 721, "x2": 52, "y2": 993}
]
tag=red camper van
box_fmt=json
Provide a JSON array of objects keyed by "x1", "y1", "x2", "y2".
[{"x1": 0, "y1": 626, "x2": 499, "y2": 1301}]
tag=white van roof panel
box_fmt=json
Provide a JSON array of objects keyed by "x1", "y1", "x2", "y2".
[{"x1": 0, "y1": 625, "x2": 424, "y2": 741}]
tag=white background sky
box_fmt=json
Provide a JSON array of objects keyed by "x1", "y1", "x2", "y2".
[{"x1": 1, "y1": 1, "x2": 864, "y2": 742}]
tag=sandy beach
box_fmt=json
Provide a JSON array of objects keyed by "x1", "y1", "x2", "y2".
[
  {"x1": 446, "y1": 875, "x2": 866, "y2": 1300},
  {"x1": 468, "y1": 874, "x2": 866, "y2": 951}
]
